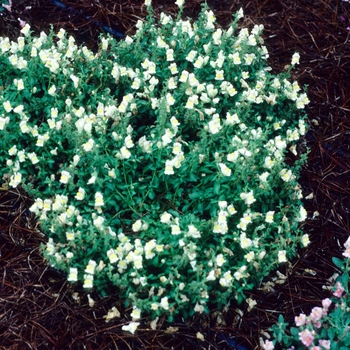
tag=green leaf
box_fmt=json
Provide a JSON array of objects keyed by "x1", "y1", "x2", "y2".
[
  {"x1": 290, "y1": 327, "x2": 299, "y2": 337},
  {"x1": 328, "y1": 327, "x2": 335, "y2": 341},
  {"x1": 340, "y1": 271, "x2": 349, "y2": 287},
  {"x1": 332, "y1": 257, "x2": 344, "y2": 270},
  {"x1": 214, "y1": 181, "x2": 221, "y2": 194},
  {"x1": 189, "y1": 191, "x2": 201, "y2": 199}
]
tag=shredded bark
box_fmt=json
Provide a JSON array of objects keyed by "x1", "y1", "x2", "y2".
[{"x1": 1, "y1": 0, "x2": 350, "y2": 349}]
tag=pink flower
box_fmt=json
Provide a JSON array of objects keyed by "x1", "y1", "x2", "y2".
[
  {"x1": 322, "y1": 298, "x2": 332, "y2": 310},
  {"x1": 298, "y1": 329, "x2": 314, "y2": 347},
  {"x1": 333, "y1": 282, "x2": 345, "y2": 298},
  {"x1": 310, "y1": 307, "x2": 323, "y2": 323},
  {"x1": 262, "y1": 340, "x2": 274, "y2": 350},
  {"x1": 342, "y1": 247, "x2": 350, "y2": 258},
  {"x1": 314, "y1": 321, "x2": 322, "y2": 328},
  {"x1": 309, "y1": 347, "x2": 321, "y2": 350},
  {"x1": 318, "y1": 339, "x2": 331, "y2": 349},
  {"x1": 295, "y1": 313, "x2": 306, "y2": 326},
  {"x1": 344, "y1": 236, "x2": 350, "y2": 248}
]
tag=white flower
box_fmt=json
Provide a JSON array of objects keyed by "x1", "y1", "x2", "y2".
[
  {"x1": 144, "y1": 0, "x2": 151, "y2": 6},
  {"x1": 20, "y1": 23, "x2": 31, "y2": 36},
  {"x1": 60, "y1": 170, "x2": 71, "y2": 184},
  {"x1": 119, "y1": 146, "x2": 131, "y2": 159},
  {"x1": 124, "y1": 135, "x2": 134, "y2": 148},
  {"x1": 280, "y1": 169, "x2": 293, "y2": 182},
  {"x1": 107, "y1": 249, "x2": 118, "y2": 264},
  {"x1": 0, "y1": 116, "x2": 10, "y2": 130},
  {"x1": 169, "y1": 63, "x2": 178, "y2": 75},
  {"x1": 185, "y1": 95, "x2": 198, "y2": 109},
  {"x1": 208, "y1": 114, "x2": 222, "y2": 134},
  {"x1": 215, "y1": 254, "x2": 226, "y2": 267},
  {"x1": 66, "y1": 231, "x2": 75, "y2": 241},
  {"x1": 85, "y1": 260, "x2": 97, "y2": 274},
  {"x1": 160, "y1": 296, "x2": 169, "y2": 310},
  {"x1": 70, "y1": 74, "x2": 79, "y2": 88},
  {"x1": 218, "y1": 163, "x2": 231, "y2": 177},
  {"x1": 3, "y1": 100, "x2": 12, "y2": 112},
  {"x1": 83, "y1": 138, "x2": 94, "y2": 152},
  {"x1": 236, "y1": 7, "x2": 244, "y2": 19},
  {"x1": 278, "y1": 250, "x2": 287, "y2": 263},
  {"x1": 215, "y1": 70, "x2": 224, "y2": 80},
  {"x1": 194, "y1": 56, "x2": 204, "y2": 68},
  {"x1": 187, "y1": 225, "x2": 201, "y2": 238},
  {"x1": 240, "y1": 191, "x2": 256, "y2": 205},
  {"x1": 8, "y1": 145, "x2": 17, "y2": 156},
  {"x1": 166, "y1": 93, "x2": 175, "y2": 107},
  {"x1": 206, "y1": 270, "x2": 216, "y2": 281},
  {"x1": 186, "y1": 50, "x2": 197, "y2": 62},
  {"x1": 245, "y1": 251, "x2": 255, "y2": 263},
  {"x1": 301, "y1": 234, "x2": 310, "y2": 247},
  {"x1": 296, "y1": 206, "x2": 307, "y2": 222},
  {"x1": 160, "y1": 212, "x2": 172, "y2": 224},
  {"x1": 227, "y1": 205, "x2": 237, "y2": 215},
  {"x1": 122, "y1": 322, "x2": 140, "y2": 334},
  {"x1": 27, "y1": 152, "x2": 39, "y2": 164},
  {"x1": 67, "y1": 267, "x2": 78, "y2": 282},
  {"x1": 104, "y1": 307, "x2": 121, "y2": 322},
  {"x1": 132, "y1": 220, "x2": 142, "y2": 232},
  {"x1": 246, "y1": 298, "x2": 257, "y2": 312},
  {"x1": 175, "y1": 0, "x2": 184, "y2": 7},
  {"x1": 95, "y1": 192, "x2": 104, "y2": 207},
  {"x1": 131, "y1": 77, "x2": 141, "y2": 90},
  {"x1": 36, "y1": 133, "x2": 49, "y2": 147},
  {"x1": 234, "y1": 265, "x2": 247, "y2": 281},
  {"x1": 131, "y1": 308, "x2": 141, "y2": 320},
  {"x1": 9, "y1": 172, "x2": 22, "y2": 188},
  {"x1": 219, "y1": 271, "x2": 232, "y2": 287},
  {"x1": 14, "y1": 79, "x2": 24, "y2": 91},
  {"x1": 48, "y1": 85, "x2": 56, "y2": 96},
  {"x1": 194, "y1": 303, "x2": 205, "y2": 313},
  {"x1": 87, "y1": 176, "x2": 96, "y2": 184},
  {"x1": 227, "y1": 151, "x2": 239, "y2": 163},
  {"x1": 230, "y1": 52, "x2": 241, "y2": 65},
  {"x1": 291, "y1": 52, "x2": 300, "y2": 65},
  {"x1": 265, "y1": 211, "x2": 275, "y2": 223},
  {"x1": 83, "y1": 274, "x2": 94, "y2": 288},
  {"x1": 240, "y1": 232, "x2": 252, "y2": 249},
  {"x1": 179, "y1": 70, "x2": 189, "y2": 82},
  {"x1": 168, "y1": 77, "x2": 177, "y2": 89},
  {"x1": 14, "y1": 104, "x2": 24, "y2": 115},
  {"x1": 164, "y1": 160, "x2": 175, "y2": 175},
  {"x1": 156, "y1": 36, "x2": 168, "y2": 49},
  {"x1": 296, "y1": 93, "x2": 310, "y2": 109},
  {"x1": 171, "y1": 224, "x2": 181, "y2": 235},
  {"x1": 259, "y1": 172, "x2": 269, "y2": 182}
]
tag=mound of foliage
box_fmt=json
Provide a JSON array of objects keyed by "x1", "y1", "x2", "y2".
[{"x1": 0, "y1": 0, "x2": 310, "y2": 321}]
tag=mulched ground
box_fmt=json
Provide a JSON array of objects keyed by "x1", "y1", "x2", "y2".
[{"x1": 1, "y1": 0, "x2": 350, "y2": 349}]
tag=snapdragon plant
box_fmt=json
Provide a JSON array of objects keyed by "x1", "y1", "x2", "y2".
[
  {"x1": 0, "y1": 0, "x2": 310, "y2": 321},
  {"x1": 262, "y1": 239, "x2": 350, "y2": 350}
]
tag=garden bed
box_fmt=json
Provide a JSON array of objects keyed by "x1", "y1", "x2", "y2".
[{"x1": 0, "y1": 0, "x2": 350, "y2": 349}]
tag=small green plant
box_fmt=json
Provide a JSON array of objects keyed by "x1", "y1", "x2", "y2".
[
  {"x1": 0, "y1": 0, "x2": 310, "y2": 322},
  {"x1": 262, "y1": 239, "x2": 350, "y2": 350}
]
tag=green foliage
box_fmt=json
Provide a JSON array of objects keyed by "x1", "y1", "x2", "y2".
[
  {"x1": 263, "y1": 242, "x2": 350, "y2": 350},
  {"x1": 0, "y1": 1, "x2": 310, "y2": 320}
]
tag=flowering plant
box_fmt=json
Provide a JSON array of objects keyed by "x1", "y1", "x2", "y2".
[
  {"x1": 262, "y1": 238, "x2": 350, "y2": 350},
  {"x1": 0, "y1": 0, "x2": 309, "y2": 321}
]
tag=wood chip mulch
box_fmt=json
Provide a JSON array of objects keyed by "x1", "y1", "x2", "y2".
[{"x1": 1, "y1": 0, "x2": 350, "y2": 349}]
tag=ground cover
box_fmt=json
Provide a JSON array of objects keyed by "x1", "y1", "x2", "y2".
[{"x1": 0, "y1": 0, "x2": 350, "y2": 349}]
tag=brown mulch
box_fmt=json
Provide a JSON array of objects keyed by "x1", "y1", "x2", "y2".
[{"x1": 1, "y1": 0, "x2": 350, "y2": 349}]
